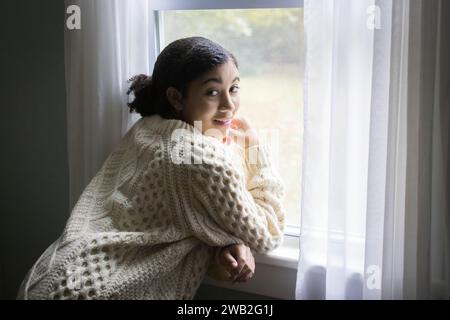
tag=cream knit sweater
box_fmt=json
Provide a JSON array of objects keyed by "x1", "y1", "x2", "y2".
[{"x1": 17, "y1": 114, "x2": 286, "y2": 300}]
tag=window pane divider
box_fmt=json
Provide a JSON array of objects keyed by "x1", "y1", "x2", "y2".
[{"x1": 153, "y1": 11, "x2": 164, "y2": 55}]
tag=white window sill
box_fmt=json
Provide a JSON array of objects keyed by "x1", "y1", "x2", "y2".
[{"x1": 202, "y1": 227, "x2": 300, "y2": 300}]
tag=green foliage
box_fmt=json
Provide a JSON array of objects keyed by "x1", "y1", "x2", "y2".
[{"x1": 163, "y1": 8, "x2": 304, "y2": 76}]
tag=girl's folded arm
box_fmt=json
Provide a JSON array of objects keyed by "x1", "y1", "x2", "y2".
[{"x1": 187, "y1": 143, "x2": 286, "y2": 254}]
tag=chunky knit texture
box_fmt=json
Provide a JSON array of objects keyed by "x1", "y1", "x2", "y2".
[{"x1": 17, "y1": 114, "x2": 286, "y2": 300}]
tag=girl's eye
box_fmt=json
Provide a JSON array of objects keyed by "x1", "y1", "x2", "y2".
[
  {"x1": 207, "y1": 90, "x2": 219, "y2": 96},
  {"x1": 207, "y1": 85, "x2": 240, "y2": 96},
  {"x1": 231, "y1": 85, "x2": 240, "y2": 93}
]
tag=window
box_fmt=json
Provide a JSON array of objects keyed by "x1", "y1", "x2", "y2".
[
  {"x1": 152, "y1": 1, "x2": 305, "y2": 229},
  {"x1": 147, "y1": 0, "x2": 304, "y2": 299}
]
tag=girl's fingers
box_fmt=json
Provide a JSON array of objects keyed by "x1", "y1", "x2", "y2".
[
  {"x1": 227, "y1": 128, "x2": 243, "y2": 137},
  {"x1": 227, "y1": 128, "x2": 247, "y2": 147},
  {"x1": 239, "y1": 269, "x2": 254, "y2": 283},
  {"x1": 231, "y1": 118, "x2": 242, "y2": 128},
  {"x1": 231, "y1": 264, "x2": 246, "y2": 283},
  {"x1": 228, "y1": 255, "x2": 246, "y2": 282},
  {"x1": 232, "y1": 265, "x2": 253, "y2": 284},
  {"x1": 220, "y1": 250, "x2": 239, "y2": 272}
]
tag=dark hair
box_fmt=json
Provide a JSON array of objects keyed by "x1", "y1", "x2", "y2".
[{"x1": 126, "y1": 36, "x2": 239, "y2": 118}]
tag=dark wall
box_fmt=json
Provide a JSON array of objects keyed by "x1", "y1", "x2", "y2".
[{"x1": 0, "y1": 0, "x2": 69, "y2": 299}]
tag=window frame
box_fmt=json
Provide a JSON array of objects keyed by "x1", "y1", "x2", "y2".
[
  {"x1": 148, "y1": 0, "x2": 304, "y2": 299},
  {"x1": 148, "y1": 0, "x2": 303, "y2": 10}
]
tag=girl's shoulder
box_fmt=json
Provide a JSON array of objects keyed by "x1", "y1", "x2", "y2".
[{"x1": 130, "y1": 116, "x2": 247, "y2": 176}]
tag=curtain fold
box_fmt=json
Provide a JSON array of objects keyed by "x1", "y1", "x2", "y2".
[
  {"x1": 64, "y1": 0, "x2": 153, "y2": 210},
  {"x1": 297, "y1": 0, "x2": 449, "y2": 300}
]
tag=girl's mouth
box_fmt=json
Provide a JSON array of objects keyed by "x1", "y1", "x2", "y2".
[{"x1": 213, "y1": 119, "x2": 232, "y2": 127}]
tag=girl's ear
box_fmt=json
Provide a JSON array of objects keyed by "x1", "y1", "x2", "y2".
[{"x1": 166, "y1": 87, "x2": 184, "y2": 112}]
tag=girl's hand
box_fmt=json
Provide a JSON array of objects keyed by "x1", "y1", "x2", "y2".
[
  {"x1": 228, "y1": 117, "x2": 259, "y2": 149},
  {"x1": 217, "y1": 244, "x2": 255, "y2": 284}
]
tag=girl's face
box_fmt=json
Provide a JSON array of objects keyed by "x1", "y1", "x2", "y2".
[{"x1": 176, "y1": 60, "x2": 241, "y2": 138}]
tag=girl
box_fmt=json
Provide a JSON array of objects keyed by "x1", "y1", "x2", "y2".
[{"x1": 17, "y1": 36, "x2": 286, "y2": 300}]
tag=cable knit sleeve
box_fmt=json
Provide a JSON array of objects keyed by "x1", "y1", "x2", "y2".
[{"x1": 185, "y1": 141, "x2": 286, "y2": 255}]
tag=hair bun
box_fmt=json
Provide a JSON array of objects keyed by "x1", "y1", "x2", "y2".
[{"x1": 127, "y1": 74, "x2": 153, "y2": 95}]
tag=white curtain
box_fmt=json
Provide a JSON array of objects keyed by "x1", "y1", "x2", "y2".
[
  {"x1": 64, "y1": 0, "x2": 153, "y2": 210},
  {"x1": 297, "y1": 0, "x2": 449, "y2": 300}
]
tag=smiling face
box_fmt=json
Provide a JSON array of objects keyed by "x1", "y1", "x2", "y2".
[{"x1": 167, "y1": 59, "x2": 240, "y2": 139}]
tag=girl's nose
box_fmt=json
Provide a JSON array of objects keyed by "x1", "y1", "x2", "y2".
[{"x1": 219, "y1": 93, "x2": 236, "y2": 113}]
